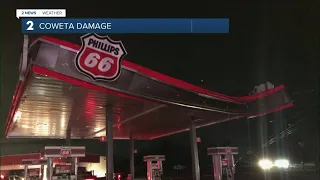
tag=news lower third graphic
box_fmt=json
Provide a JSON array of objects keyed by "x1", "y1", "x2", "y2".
[
  {"x1": 21, "y1": 18, "x2": 229, "y2": 34},
  {"x1": 17, "y1": 9, "x2": 229, "y2": 34}
]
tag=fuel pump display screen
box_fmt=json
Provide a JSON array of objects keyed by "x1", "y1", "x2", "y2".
[
  {"x1": 222, "y1": 159, "x2": 228, "y2": 166},
  {"x1": 28, "y1": 169, "x2": 40, "y2": 177},
  {"x1": 27, "y1": 169, "x2": 40, "y2": 180},
  {"x1": 55, "y1": 165, "x2": 71, "y2": 175}
]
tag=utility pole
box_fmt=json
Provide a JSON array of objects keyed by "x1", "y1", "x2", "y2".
[
  {"x1": 315, "y1": 53, "x2": 320, "y2": 170},
  {"x1": 314, "y1": 26, "x2": 320, "y2": 170},
  {"x1": 246, "y1": 118, "x2": 253, "y2": 165},
  {"x1": 314, "y1": 1, "x2": 320, "y2": 170},
  {"x1": 315, "y1": 7, "x2": 320, "y2": 167}
]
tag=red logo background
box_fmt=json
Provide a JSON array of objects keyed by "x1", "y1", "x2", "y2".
[{"x1": 78, "y1": 47, "x2": 119, "y2": 79}]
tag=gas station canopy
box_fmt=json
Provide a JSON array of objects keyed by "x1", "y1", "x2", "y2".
[{"x1": 5, "y1": 36, "x2": 293, "y2": 140}]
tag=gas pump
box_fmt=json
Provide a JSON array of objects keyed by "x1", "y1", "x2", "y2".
[
  {"x1": 143, "y1": 155, "x2": 165, "y2": 180},
  {"x1": 21, "y1": 159, "x2": 47, "y2": 180},
  {"x1": 41, "y1": 146, "x2": 85, "y2": 180},
  {"x1": 207, "y1": 147, "x2": 238, "y2": 180}
]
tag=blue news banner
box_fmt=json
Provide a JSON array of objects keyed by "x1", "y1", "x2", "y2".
[{"x1": 21, "y1": 18, "x2": 229, "y2": 34}]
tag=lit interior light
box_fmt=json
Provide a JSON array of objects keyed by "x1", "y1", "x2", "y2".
[{"x1": 85, "y1": 157, "x2": 106, "y2": 177}]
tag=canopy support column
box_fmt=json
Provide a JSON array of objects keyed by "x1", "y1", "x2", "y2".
[
  {"x1": 106, "y1": 105, "x2": 114, "y2": 180},
  {"x1": 129, "y1": 132, "x2": 135, "y2": 180},
  {"x1": 66, "y1": 128, "x2": 74, "y2": 170},
  {"x1": 190, "y1": 119, "x2": 200, "y2": 180},
  {"x1": 24, "y1": 165, "x2": 28, "y2": 180},
  {"x1": 40, "y1": 165, "x2": 44, "y2": 180},
  {"x1": 47, "y1": 157, "x2": 53, "y2": 180}
]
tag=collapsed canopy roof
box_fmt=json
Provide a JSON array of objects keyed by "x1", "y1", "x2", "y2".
[{"x1": 5, "y1": 36, "x2": 293, "y2": 140}]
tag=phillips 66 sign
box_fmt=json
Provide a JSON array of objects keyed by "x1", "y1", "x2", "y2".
[
  {"x1": 60, "y1": 147, "x2": 72, "y2": 157},
  {"x1": 75, "y1": 33, "x2": 127, "y2": 81}
]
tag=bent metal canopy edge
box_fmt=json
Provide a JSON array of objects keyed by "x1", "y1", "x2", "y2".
[{"x1": 5, "y1": 36, "x2": 293, "y2": 140}]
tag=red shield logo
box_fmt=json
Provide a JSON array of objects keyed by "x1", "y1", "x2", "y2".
[
  {"x1": 60, "y1": 147, "x2": 71, "y2": 157},
  {"x1": 75, "y1": 33, "x2": 127, "y2": 81}
]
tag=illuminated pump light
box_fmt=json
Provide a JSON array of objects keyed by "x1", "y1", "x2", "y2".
[
  {"x1": 258, "y1": 159, "x2": 274, "y2": 170},
  {"x1": 274, "y1": 159, "x2": 290, "y2": 169},
  {"x1": 1, "y1": 174, "x2": 5, "y2": 179}
]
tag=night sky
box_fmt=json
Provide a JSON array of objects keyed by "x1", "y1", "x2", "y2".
[{"x1": 1, "y1": 0, "x2": 320, "y2": 173}]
